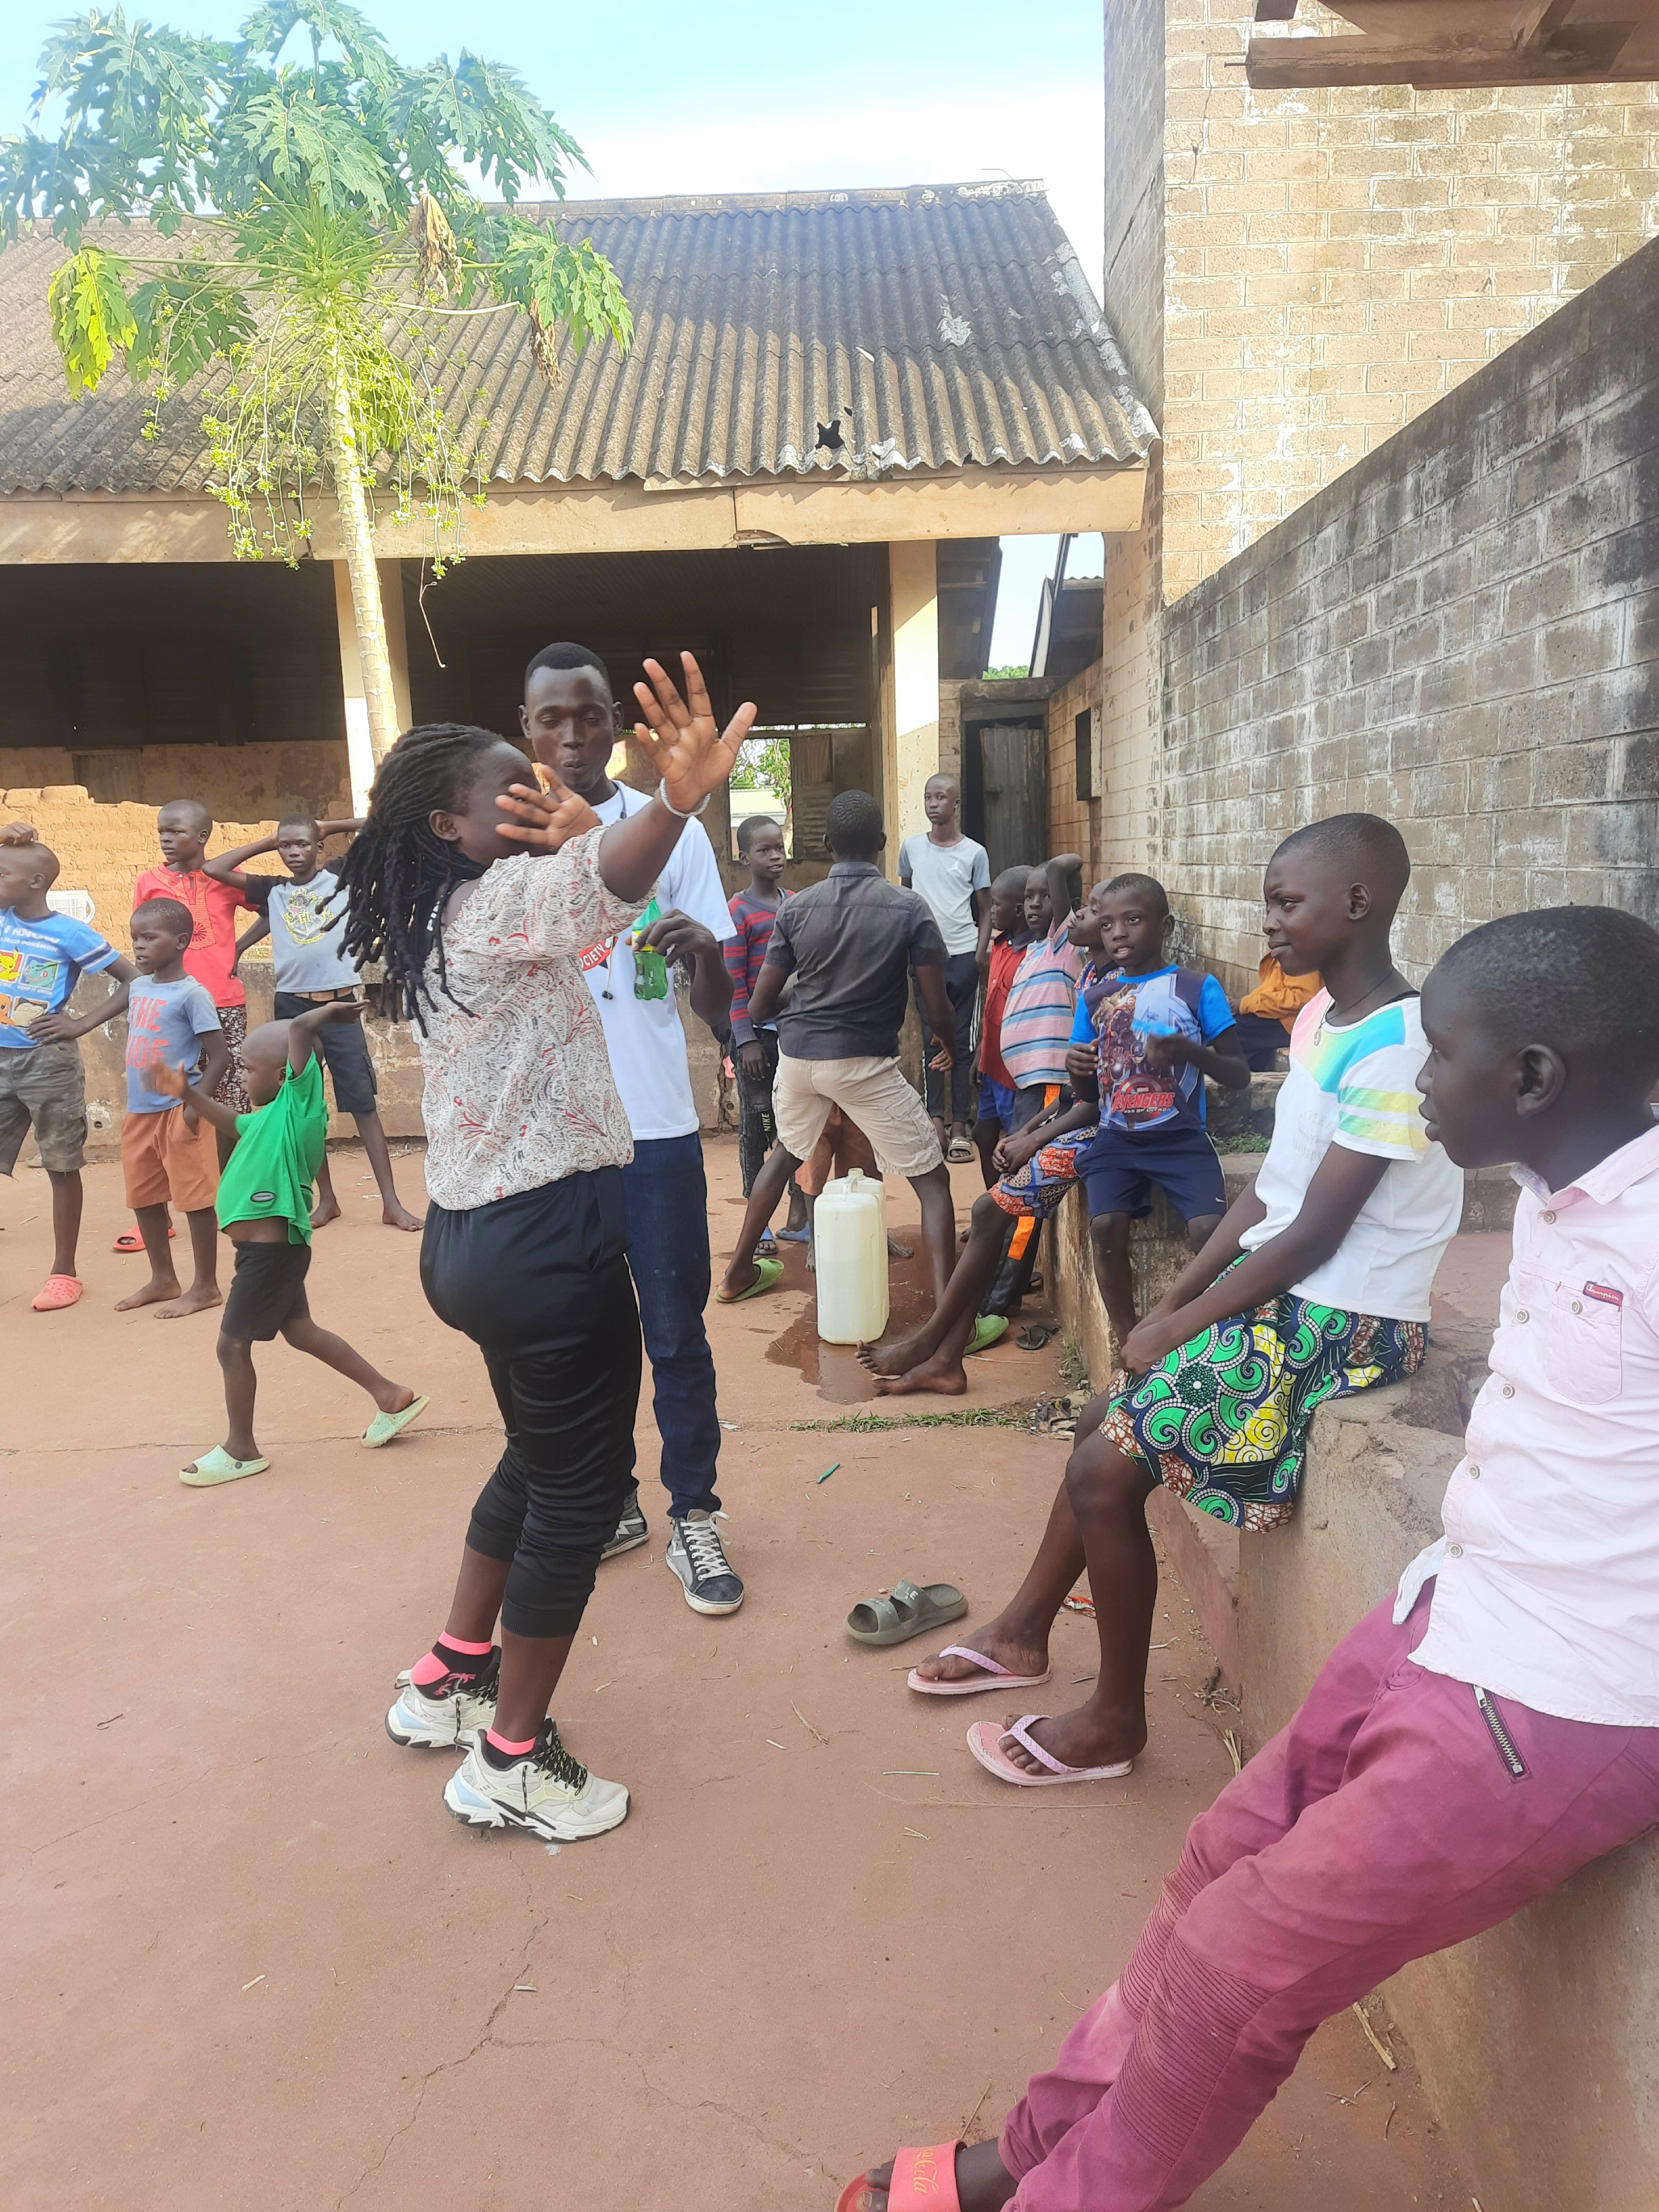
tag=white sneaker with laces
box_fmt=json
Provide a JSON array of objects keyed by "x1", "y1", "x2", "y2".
[
  {"x1": 666, "y1": 1509, "x2": 745, "y2": 1615},
  {"x1": 443, "y1": 1724, "x2": 629, "y2": 1841},
  {"x1": 386, "y1": 1658, "x2": 498, "y2": 1749}
]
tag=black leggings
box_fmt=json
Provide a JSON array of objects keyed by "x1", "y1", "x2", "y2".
[{"x1": 421, "y1": 1169, "x2": 642, "y2": 1638}]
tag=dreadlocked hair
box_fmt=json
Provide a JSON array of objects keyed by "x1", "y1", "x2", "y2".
[{"x1": 336, "y1": 723, "x2": 503, "y2": 1031}]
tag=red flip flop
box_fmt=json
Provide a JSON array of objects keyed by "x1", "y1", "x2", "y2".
[
  {"x1": 114, "y1": 1225, "x2": 174, "y2": 1252},
  {"x1": 836, "y1": 2141, "x2": 963, "y2": 2212}
]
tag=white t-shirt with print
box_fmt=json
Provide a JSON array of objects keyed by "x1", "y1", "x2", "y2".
[
  {"x1": 1238, "y1": 989, "x2": 1463, "y2": 1321},
  {"x1": 579, "y1": 783, "x2": 736, "y2": 1143}
]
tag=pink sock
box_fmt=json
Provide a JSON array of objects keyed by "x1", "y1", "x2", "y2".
[
  {"x1": 485, "y1": 1728, "x2": 536, "y2": 1758},
  {"x1": 409, "y1": 1634, "x2": 494, "y2": 1688}
]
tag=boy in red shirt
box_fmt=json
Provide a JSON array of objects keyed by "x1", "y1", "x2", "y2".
[
  {"x1": 132, "y1": 800, "x2": 255, "y2": 1177},
  {"x1": 971, "y1": 866, "x2": 1031, "y2": 1187}
]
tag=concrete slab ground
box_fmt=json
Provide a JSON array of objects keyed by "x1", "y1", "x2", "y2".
[{"x1": 2, "y1": 1137, "x2": 1472, "y2": 2210}]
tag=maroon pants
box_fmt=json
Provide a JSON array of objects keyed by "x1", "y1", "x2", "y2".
[{"x1": 999, "y1": 1585, "x2": 1659, "y2": 2210}]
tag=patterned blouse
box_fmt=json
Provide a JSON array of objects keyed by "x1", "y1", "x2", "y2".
[{"x1": 415, "y1": 832, "x2": 645, "y2": 1211}]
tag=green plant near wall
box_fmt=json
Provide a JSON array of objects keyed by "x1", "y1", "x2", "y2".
[{"x1": 0, "y1": 2, "x2": 632, "y2": 769}]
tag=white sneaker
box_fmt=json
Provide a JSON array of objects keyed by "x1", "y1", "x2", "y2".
[
  {"x1": 386, "y1": 1655, "x2": 499, "y2": 1749},
  {"x1": 666, "y1": 1510, "x2": 745, "y2": 1616},
  {"x1": 443, "y1": 1724, "x2": 629, "y2": 1842}
]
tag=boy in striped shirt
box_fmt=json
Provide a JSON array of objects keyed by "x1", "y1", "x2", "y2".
[{"x1": 999, "y1": 853, "x2": 1086, "y2": 1125}]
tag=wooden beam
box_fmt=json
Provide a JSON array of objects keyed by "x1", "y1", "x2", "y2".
[
  {"x1": 1253, "y1": 1, "x2": 1299, "y2": 18},
  {"x1": 1246, "y1": 22, "x2": 1643, "y2": 86},
  {"x1": 1511, "y1": 0, "x2": 1577, "y2": 46}
]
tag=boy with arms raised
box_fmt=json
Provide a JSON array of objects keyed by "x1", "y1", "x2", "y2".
[
  {"x1": 118, "y1": 896, "x2": 231, "y2": 1318},
  {"x1": 899, "y1": 772, "x2": 990, "y2": 1162},
  {"x1": 0, "y1": 828, "x2": 137, "y2": 1310},
  {"x1": 841, "y1": 901, "x2": 1659, "y2": 2212},
  {"x1": 906, "y1": 817, "x2": 1462, "y2": 1789},
  {"x1": 203, "y1": 813, "x2": 422, "y2": 1232},
  {"x1": 156, "y1": 1003, "x2": 427, "y2": 1486}
]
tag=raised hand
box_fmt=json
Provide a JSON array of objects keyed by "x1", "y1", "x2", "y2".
[
  {"x1": 631, "y1": 653, "x2": 755, "y2": 815},
  {"x1": 1, "y1": 819, "x2": 39, "y2": 846},
  {"x1": 496, "y1": 775, "x2": 602, "y2": 850}
]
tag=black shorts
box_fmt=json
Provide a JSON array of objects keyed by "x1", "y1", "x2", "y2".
[
  {"x1": 222, "y1": 1239, "x2": 312, "y2": 1341},
  {"x1": 273, "y1": 991, "x2": 377, "y2": 1117}
]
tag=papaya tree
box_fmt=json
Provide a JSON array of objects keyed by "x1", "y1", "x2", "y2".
[{"x1": 0, "y1": 3, "x2": 632, "y2": 765}]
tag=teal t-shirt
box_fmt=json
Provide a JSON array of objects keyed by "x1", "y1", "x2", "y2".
[{"x1": 214, "y1": 1057, "x2": 328, "y2": 1244}]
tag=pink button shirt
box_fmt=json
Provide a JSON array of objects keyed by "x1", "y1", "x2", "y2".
[{"x1": 1399, "y1": 1123, "x2": 1659, "y2": 1725}]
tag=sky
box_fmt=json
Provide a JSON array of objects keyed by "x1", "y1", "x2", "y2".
[{"x1": 1, "y1": 1, "x2": 1107, "y2": 669}]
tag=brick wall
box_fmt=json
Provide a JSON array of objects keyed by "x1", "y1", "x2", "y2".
[
  {"x1": 1044, "y1": 662, "x2": 1104, "y2": 878},
  {"x1": 1155, "y1": 232, "x2": 1659, "y2": 998},
  {"x1": 1161, "y1": 0, "x2": 1659, "y2": 602},
  {"x1": 0, "y1": 739, "x2": 350, "y2": 822}
]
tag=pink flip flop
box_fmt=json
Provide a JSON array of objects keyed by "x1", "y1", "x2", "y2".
[
  {"x1": 836, "y1": 2141, "x2": 963, "y2": 2212},
  {"x1": 967, "y1": 1715, "x2": 1135, "y2": 1788},
  {"x1": 907, "y1": 1644, "x2": 1051, "y2": 1698},
  {"x1": 31, "y1": 1274, "x2": 83, "y2": 1311}
]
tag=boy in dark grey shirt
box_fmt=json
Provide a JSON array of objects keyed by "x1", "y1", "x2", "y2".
[
  {"x1": 715, "y1": 790, "x2": 960, "y2": 1311},
  {"x1": 205, "y1": 814, "x2": 422, "y2": 1232}
]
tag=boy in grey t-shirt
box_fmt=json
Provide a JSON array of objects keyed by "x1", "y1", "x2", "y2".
[
  {"x1": 204, "y1": 814, "x2": 422, "y2": 1232},
  {"x1": 899, "y1": 772, "x2": 991, "y2": 1160}
]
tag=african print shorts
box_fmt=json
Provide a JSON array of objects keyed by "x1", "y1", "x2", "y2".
[
  {"x1": 988, "y1": 1125, "x2": 1095, "y2": 1223},
  {"x1": 212, "y1": 1002, "x2": 252, "y2": 1115},
  {"x1": 1099, "y1": 1274, "x2": 1427, "y2": 1531}
]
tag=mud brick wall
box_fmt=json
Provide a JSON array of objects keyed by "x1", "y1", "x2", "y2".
[{"x1": 1154, "y1": 230, "x2": 1659, "y2": 999}]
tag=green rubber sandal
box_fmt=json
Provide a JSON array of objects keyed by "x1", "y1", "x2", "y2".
[
  {"x1": 966, "y1": 1313, "x2": 1009, "y2": 1355},
  {"x1": 845, "y1": 1578, "x2": 969, "y2": 1648},
  {"x1": 717, "y1": 1255, "x2": 784, "y2": 1304},
  {"x1": 180, "y1": 1447, "x2": 269, "y2": 1488},
  {"x1": 363, "y1": 1394, "x2": 430, "y2": 1448}
]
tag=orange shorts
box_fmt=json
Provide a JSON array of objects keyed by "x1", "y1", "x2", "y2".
[{"x1": 120, "y1": 1104, "x2": 220, "y2": 1212}]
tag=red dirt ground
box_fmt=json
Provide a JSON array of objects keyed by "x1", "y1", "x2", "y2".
[{"x1": 2, "y1": 1137, "x2": 1471, "y2": 2210}]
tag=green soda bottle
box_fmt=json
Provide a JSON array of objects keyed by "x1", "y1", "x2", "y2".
[{"x1": 631, "y1": 898, "x2": 669, "y2": 1001}]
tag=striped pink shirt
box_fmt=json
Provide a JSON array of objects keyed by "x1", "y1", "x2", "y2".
[{"x1": 999, "y1": 919, "x2": 1085, "y2": 1089}]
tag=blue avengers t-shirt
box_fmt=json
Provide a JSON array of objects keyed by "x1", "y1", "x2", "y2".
[
  {"x1": 0, "y1": 907, "x2": 120, "y2": 1048},
  {"x1": 124, "y1": 973, "x2": 221, "y2": 1112},
  {"x1": 1070, "y1": 963, "x2": 1235, "y2": 1132}
]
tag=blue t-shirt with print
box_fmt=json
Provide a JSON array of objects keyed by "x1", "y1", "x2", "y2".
[
  {"x1": 1069, "y1": 963, "x2": 1235, "y2": 1132},
  {"x1": 124, "y1": 973, "x2": 221, "y2": 1113},
  {"x1": 0, "y1": 907, "x2": 120, "y2": 1048}
]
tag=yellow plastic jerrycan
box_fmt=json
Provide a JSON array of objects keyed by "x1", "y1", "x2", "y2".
[{"x1": 813, "y1": 1168, "x2": 890, "y2": 1344}]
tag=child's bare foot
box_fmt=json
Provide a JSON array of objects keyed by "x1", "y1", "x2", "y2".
[
  {"x1": 995, "y1": 1701, "x2": 1147, "y2": 1775},
  {"x1": 857, "y1": 1323, "x2": 939, "y2": 1378},
  {"x1": 381, "y1": 1199, "x2": 424, "y2": 1232},
  {"x1": 373, "y1": 1382, "x2": 419, "y2": 1415},
  {"x1": 911, "y1": 1615, "x2": 1049, "y2": 1688},
  {"x1": 868, "y1": 1347, "x2": 968, "y2": 1397},
  {"x1": 310, "y1": 1192, "x2": 343, "y2": 1229},
  {"x1": 116, "y1": 1276, "x2": 181, "y2": 1312},
  {"x1": 851, "y1": 2141, "x2": 1017, "y2": 2210},
  {"x1": 156, "y1": 1283, "x2": 222, "y2": 1319}
]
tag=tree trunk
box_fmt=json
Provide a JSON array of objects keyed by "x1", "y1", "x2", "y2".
[{"x1": 326, "y1": 355, "x2": 402, "y2": 766}]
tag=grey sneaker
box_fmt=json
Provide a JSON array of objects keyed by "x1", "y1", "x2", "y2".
[
  {"x1": 602, "y1": 1483, "x2": 649, "y2": 1562},
  {"x1": 666, "y1": 1510, "x2": 745, "y2": 1616},
  {"x1": 444, "y1": 1723, "x2": 629, "y2": 1841}
]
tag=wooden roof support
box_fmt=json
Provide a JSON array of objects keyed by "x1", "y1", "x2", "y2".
[{"x1": 1246, "y1": 0, "x2": 1655, "y2": 87}]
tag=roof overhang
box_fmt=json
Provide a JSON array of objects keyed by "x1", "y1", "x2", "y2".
[
  {"x1": 1246, "y1": 1, "x2": 1659, "y2": 89},
  {"x1": 0, "y1": 461, "x2": 1145, "y2": 565}
]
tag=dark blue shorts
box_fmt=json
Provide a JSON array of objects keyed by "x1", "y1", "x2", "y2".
[
  {"x1": 976, "y1": 1075, "x2": 1017, "y2": 1128},
  {"x1": 1077, "y1": 1125, "x2": 1227, "y2": 1224}
]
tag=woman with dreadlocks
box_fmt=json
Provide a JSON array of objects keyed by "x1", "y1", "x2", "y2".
[{"x1": 356, "y1": 653, "x2": 752, "y2": 1843}]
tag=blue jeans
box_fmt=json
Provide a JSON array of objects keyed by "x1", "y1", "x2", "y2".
[
  {"x1": 621, "y1": 1134, "x2": 721, "y2": 1518},
  {"x1": 916, "y1": 950, "x2": 979, "y2": 1123}
]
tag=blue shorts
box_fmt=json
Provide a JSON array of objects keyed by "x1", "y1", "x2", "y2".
[
  {"x1": 1077, "y1": 1125, "x2": 1228, "y2": 1224},
  {"x1": 976, "y1": 1075, "x2": 1017, "y2": 1129}
]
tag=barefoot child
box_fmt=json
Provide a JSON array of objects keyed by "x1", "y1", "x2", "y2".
[
  {"x1": 970, "y1": 866, "x2": 1030, "y2": 1187},
  {"x1": 203, "y1": 814, "x2": 423, "y2": 1232},
  {"x1": 841, "y1": 902, "x2": 1659, "y2": 2212},
  {"x1": 715, "y1": 790, "x2": 959, "y2": 1311},
  {"x1": 907, "y1": 815, "x2": 1462, "y2": 1784},
  {"x1": 899, "y1": 772, "x2": 991, "y2": 1161},
  {"x1": 0, "y1": 831, "x2": 137, "y2": 1311},
  {"x1": 158, "y1": 1003, "x2": 428, "y2": 1485},
  {"x1": 724, "y1": 813, "x2": 807, "y2": 1256},
  {"x1": 368, "y1": 659, "x2": 748, "y2": 1842},
  {"x1": 117, "y1": 898, "x2": 230, "y2": 1319}
]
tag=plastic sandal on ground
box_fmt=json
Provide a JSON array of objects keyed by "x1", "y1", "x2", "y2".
[
  {"x1": 967, "y1": 1714, "x2": 1135, "y2": 1788},
  {"x1": 716, "y1": 1254, "x2": 784, "y2": 1304},
  {"x1": 837, "y1": 2142, "x2": 964, "y2": 2212},
  {"x1": 179, "y1": 1447, "x2": 269, "y2": 1488},
  {"x1": 845, "y1": 1577, "x2": 968, "y2": 1647},
  {"x1": 31, "y1": 1274, "x2": 83, "y2": 1311},
  {"x1": 906, "y1": 1643, "x2": 1052, "y2": 1697},
  {"x1": 362, "y1": 1394, "x2": 430, "y2": 1448},
  {"x1": 966, "y1": 1313, "x2": 1008, "y2": 1355}
]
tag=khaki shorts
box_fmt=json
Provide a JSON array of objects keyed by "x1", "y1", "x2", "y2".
[
  {"x1": 121, "y1": 1103, "x2": 220, "y2": 1212},
  {"x1": 0, "y1": 1038, "x2": 87, "y2": 1174},
  {"x1": 773, "y1": 1053, "x2": 943, "y2": 1181}
]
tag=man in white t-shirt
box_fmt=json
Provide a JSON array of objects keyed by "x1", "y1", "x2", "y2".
[
  {"x1": 899, "y1": 773, "x2": 990, "y2": 1161},
  {"x1": 522, "y1": 643, "x2": 744, "y2": 1618}
]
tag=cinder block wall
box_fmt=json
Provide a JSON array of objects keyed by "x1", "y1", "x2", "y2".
[
  {"x1": 1, "y1": 741, "x2": 351, "y2": 835},
  {"x1": 1155, "y1": 231, "x2": 1659, "y2": 999}
]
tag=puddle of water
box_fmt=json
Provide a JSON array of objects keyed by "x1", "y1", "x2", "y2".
[{"x1": 765, "y1": 1228, "x2": 938, "y2": 1402}]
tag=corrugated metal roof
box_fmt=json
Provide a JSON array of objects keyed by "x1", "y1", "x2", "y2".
[{"x1": 0, "y1": 181, "x2": 1154, "y2": 497}]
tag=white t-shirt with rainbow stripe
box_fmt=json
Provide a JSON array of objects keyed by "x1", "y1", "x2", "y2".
[{"x1": 1238, "y1": 988, "x2": 1462, "y2": 1322}]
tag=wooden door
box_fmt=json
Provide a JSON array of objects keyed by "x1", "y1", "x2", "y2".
[{"x1": 976, "y1": 722, "x2": 1048, "y2": 881}]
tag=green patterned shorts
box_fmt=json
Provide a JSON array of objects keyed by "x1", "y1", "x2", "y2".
[{"x1": 1098, "y1": 1280, "x2": 1427, "y2": 1531}]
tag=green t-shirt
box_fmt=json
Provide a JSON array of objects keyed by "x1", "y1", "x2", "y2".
[{"x1": 215, "y1": 1057, "x2": 328, "y2": 1244}]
